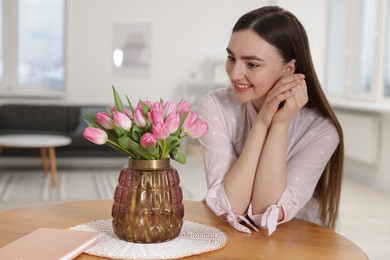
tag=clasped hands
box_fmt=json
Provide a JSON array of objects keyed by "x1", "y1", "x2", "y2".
[{"x1": 258, "y1": 73, "x2": 308, "y2": 129}]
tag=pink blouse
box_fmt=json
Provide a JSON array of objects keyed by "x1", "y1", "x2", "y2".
[{"x1": 197, "y1": 87, "x2": 339, "y2": 235}]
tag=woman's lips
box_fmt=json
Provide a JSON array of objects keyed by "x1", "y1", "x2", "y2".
[{"x1": 233, "y1": 83, "x2": 253, "y2": 92}]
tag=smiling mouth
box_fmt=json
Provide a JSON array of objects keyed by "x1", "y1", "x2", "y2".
[{"x1": 234, "y1": 83, "x2": 253, "y2": 92}]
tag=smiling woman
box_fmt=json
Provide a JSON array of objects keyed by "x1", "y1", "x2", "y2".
[
  {"x1": 197, "y1": 5, "x2": 344, "y2": 236},
  {"x1": 224, "y1": 30, "x2": 298, "y2": 111}
]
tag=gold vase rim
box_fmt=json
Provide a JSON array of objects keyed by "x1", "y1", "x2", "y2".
[{"x1": 128, "y1": 158, "x2": 170, "y2": 169}]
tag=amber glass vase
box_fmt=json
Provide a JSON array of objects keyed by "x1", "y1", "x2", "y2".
[{"x1": 112, "y1": 158, "x2": 184, "y2": 243}]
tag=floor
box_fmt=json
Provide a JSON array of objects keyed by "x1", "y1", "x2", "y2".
[
  {"x1": 1, "y1": 154, "x2": 389, "y2": 259},
  {"x1": 337, "y1": 177, "x2": 390, "y2": 260}
]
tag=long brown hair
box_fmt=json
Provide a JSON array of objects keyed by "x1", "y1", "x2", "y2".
[{"x1": 233, "y1": 6, "x2": 344, "y2": 229}]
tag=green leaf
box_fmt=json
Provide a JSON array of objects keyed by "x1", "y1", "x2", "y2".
[
  {"x1": 106, "y1": 129, "x2": 119, "y2": 142},
  {"x1": 85, "y1": 113, "x2": 98, "y2": 125},
  {"x1": 130, "y1": 125, "x2": 144, "y2": 142},
  {"x1": 112, "y1": 85, "x2": 125, "y2": 112},
  {"x1": 105, "y1": 106, "x2": 112, "y2": 115},
  {"x1": 84, "y1": 119, "x2": 98, "y2": 128},
  {"x1": 126, "y1": 96, "x2": 134, "y2": 114},
  {"x1": 114, "y1": 124, "x2": 128, "y2": 137},
  {"x1": 145, "y1": 145, "x2": 159, "y2": 158},
  {"x1": 106, "y1": 139, "x2": 134, "y2": 157},
  {"x1": 126, "y1": 137, "x2": 154, "y2": 160},
  {"x1": 166, "y1": 135, "x2": 180, "y2": 149},
  {"x1": 117, "y1": 135, "x2": 132, "y2": 149},
  {"x1": 170, "y1": 148, "x2": 186, "y2": 164},
  {"x1": 139, "y1": 100, "x2": 151, "y2": 113}
]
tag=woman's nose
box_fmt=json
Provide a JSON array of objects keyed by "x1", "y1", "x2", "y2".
[{"x1": 228, "y1": 63, "x2": 245, "y2": 80}]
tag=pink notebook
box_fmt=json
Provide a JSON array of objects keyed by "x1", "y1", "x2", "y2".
[{"x1": 0, "y1": 228, "x2": 98, "y2": 260}]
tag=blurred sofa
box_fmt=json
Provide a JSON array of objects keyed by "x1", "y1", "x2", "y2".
[{"x1": 0, "y1": 104, "x2": 122, "y2": 157}]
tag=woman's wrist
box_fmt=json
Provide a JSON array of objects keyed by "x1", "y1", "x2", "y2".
[
  {"x1": 269, "y1": 121, "x2": 290, "y2": 134},
  {"x1": 253, "y1": 120, "x2": 270, "y2": 133}
]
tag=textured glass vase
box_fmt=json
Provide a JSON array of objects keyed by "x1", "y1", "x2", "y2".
[{"x1": 112, "y1": 158, "x2": 184, "y2": 243}]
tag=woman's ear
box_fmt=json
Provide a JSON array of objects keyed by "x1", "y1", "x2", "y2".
[{"x1": 283, "y1": 59, "x2": 296, "y2": 76}]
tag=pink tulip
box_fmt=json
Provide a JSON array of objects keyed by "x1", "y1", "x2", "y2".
[
  {"x1": 177, "y1": 99, "x2": 192, "y2": 116},
  {"x1": 164, "y1": 101, "x2": 177, "y2": 118},
  {"x1": 96, "y1": 112, "x2": 114, "y2": 129},
  {"x1": 124, "y1": 108, "x2": 133, "y2": 119},
  {"x1": 148, "y1": 103, "x2": 164, "y2": 124},
  {"x1": 134, "y1": 108, "x2": 147, "y2": 127},
  {"x1": 184, "y1": 120, "x2": 209, "y2": 138},
  {"x1": 183, "y1": 111, "x2": 199, "y2": 128},
  {"x1": 111, "y1": 106, "x2": 133, "y2": 119},
  {"x1": 165, "y1": 113, "x2": 180, "y2": 133},
  {"x1": 83, "y1": 127, "x2": 108, "y2": 145},
  {"x1": 183, "y1": 112, "x2": 209, "y2": 138},
  {"x1": 113, "y1": 112, "x2": 132, "y2": 131},
  {"x1": 152, "y1": 101, "x2": 163, "y2": 111},
  {"x1": 152, "y1": 122, "x2": 170, "y2": 139},
  {"x1": 110, "y1": 106, "x2": 117, "y2": 113},
  {"x1": 140, "y1": 133, "x2": 157, "y2": 148}
]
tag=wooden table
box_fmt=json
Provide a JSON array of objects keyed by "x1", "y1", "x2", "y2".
[
  {"x1": 0, "y1": 200, "x2": 368, "y2": 260},
  {"x1": 0, "y1": 134, "x2": 71, "y2": 186}
]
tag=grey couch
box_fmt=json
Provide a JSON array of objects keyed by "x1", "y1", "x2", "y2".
[{"x1": 0, "y1": 104, "x2": 122, "y2": 157}]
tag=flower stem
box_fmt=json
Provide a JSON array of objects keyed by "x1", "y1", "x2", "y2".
[
  {"x1": 161, "y1": 139, "x2": 168, "y2": 159},
  {"x1": 106, "y1": 140, "x2": 134, "y2": 157}
]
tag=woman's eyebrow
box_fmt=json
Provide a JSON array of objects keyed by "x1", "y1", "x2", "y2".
[{"x1": 226, "y1": 47, "x2": 264, "y2": 61}]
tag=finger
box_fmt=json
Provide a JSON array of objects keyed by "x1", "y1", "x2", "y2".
[
  {"x1": 283, "y1": 83, "x2": 308, "y2": 110},
  {"x1": 268, "y1": 89, "x2": 296, "y2": 109},
  {"x1": 267, "y1": 74, "x2": 305, "y2": 101},
  {"x1": 293, "y1": 80, "x2": 308, "y2": 107},
  {"x1": 277, "y1": 73, "x2": 305, "y2": 86}
]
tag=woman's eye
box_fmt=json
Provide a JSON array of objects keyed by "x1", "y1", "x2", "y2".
[
  {"x1": 227, "y1": 55, "x2": 235, "y2": 62},
  {"x1": 247, "y1": 63, "x2": 259, "y2": 69}
]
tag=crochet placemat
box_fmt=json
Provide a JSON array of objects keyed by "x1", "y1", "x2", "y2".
[{"x1": 69, "y1": 219, "x2": 228, "y2": 259}]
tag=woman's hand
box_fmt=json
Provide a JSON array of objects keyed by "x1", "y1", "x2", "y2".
[
  {"x1": 272, "y1": 76, "x2": 308, "y2": 126},
  {"x1": 257, "y1": 74, "x2": 307, "y2": 128}
]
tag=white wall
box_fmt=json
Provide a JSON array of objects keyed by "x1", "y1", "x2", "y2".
[
  {"x1": 67, "y1": 0, "x2": 283, "y2": 105},
  {"x1": 336, "y1": 109, "x2": 390, "y2": 192},
  {"x1": 1, "y1": 0, "x2": 330, "y2": 106}
]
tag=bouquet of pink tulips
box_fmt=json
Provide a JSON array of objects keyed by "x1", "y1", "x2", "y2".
[{"x1": 83, "y1": 86, "x2": 208, "y2": 164}]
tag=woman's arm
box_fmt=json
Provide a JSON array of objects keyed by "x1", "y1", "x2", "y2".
[
  {"x1": 251, "y1": 124, "x2": 288, "y2": 216},
  {"x1": 252, "y1": 76, "x2": 308, "y2": 217},
  {"x1": 223, "y1": 121, "x2": 268, "y2": 215},
  {"x1": 224, "y1": 74, "x2": 306, "y2": 216}
]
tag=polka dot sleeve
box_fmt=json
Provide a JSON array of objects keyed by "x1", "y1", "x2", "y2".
[
  {"x1": 197, "y1": 93, "x2": 257, "y2": 234},
  {"x1": 248, "y1": 118, "x2": 340, "y2": 235},
  {"x1": 197, "y1": 88, "x2": 340, "y2": 236}
]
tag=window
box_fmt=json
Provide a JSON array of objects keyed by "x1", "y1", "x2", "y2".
[
  {"x1": 325, "y1": 0, "x2": 349, "y2": 97},
  {"x1": 1, "y1": 0, "x2": 65, "y2": 96},
  {"x1": 325, "y1": 0, "x2": 388, "y2": 102},
  {"x1": 385, "y1": 1, "x2": 390, "y2": 97},
  {"x1": 0, "y1": 0, "x2": 3, "y2": 82},
  {"x1": 356, "y1": 0, "x2": 377, "y2": 95}
]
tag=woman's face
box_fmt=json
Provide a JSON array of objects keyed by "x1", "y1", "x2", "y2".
[{"x1": 226, "y1": 29, "x2": 289, "y2": 110}]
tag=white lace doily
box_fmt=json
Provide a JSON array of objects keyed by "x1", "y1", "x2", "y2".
[{"x1": 69, "y1": 219, "x2": 228, "y2": 259}]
